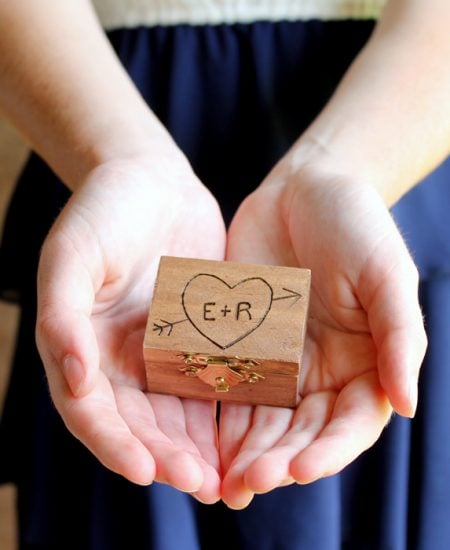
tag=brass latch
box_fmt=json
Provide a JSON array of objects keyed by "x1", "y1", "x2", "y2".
[{"x1": 179, "y1": 353, "x2": 265, "y2": 392}]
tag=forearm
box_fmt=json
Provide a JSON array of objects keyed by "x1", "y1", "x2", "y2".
[
  {"x1": 0, "y1": 0, "x2": 183, "y2": 190},
  {"x1": 289, "y1": 0, "x2": 450, "y2": 206}
]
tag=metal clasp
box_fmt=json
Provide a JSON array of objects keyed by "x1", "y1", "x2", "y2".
[{"x1": 179, "y1": 353, "x2": 264, "y2": 392}]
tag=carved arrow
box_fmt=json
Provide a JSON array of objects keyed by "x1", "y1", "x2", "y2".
[
  {"x1": 153, "y1": 318, "x2": 188, "y2": 336},
  {"x1": 272, "y1": 288, "x2": 302, "y2": 306}
]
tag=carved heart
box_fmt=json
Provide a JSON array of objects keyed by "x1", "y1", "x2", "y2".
[{"x1": 181, "y1": 274, "x2": 273, "y2": 349}]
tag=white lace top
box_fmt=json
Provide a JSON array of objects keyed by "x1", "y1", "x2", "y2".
[{"x1": 91, "y1": 0, "x2": 387, "y2": 29}]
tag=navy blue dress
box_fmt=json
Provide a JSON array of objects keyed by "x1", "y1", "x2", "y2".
[{"x1": 1, "y1": 19, "x2": 450, "y2": 550}]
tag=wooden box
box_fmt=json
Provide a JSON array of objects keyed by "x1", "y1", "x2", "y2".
[{"x1": 143, "y1": 256, "x2": 310, "y2": 407}]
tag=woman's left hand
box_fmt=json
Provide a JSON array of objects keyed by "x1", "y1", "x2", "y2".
[{"x1": 219, "y1": 161, "x2": 426, "y2": 509}]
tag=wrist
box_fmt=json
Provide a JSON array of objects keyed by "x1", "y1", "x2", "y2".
[
  {"x1": 259, "y1": 139, "x2": 380, "y2": 226},
  {"x1": 281, "y1": 133, "x2": 395, "y2": 206},
  {"x1": 61, "y1": 109, "x2": 191, "y2": 192}
]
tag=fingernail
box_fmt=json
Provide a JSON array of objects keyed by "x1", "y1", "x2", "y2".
[
  {"x1": 63, "y1": 355, "x2": 84, "y2": 396},
  {"x1": 131, "y1": 478, "x2": 154, "y2": 487},
  {"x1": 408, "y1": 379, "x2": 418, "y2": 417},
  {"x1": 224, "y1": 493, "x2": 254, "y2": 510},
  {"x1": 189, "y1": 493, "x2": 220, "y2": 505}
]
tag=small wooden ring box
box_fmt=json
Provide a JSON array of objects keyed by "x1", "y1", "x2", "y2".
[{"x1": 144, "y1": 256, "x2": 310, "y2": 407}]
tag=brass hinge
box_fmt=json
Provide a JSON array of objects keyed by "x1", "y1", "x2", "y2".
[{"x1": 179, "y1": 353, "x2": 265, "y2": 393}]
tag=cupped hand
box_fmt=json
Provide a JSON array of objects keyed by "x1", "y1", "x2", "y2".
[
  {"x1": 36, "y1": 153, "x2": 226, "y2": 502},
  {"x1": 220, "y1": 163, "x2": 427, "y2": 508}
]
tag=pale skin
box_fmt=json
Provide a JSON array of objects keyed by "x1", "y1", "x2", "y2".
[{"x1": 0, "y1": 0, "x2": 449, "y2": 509}]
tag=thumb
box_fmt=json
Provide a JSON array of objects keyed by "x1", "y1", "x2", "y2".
[
  {"x1": 360, "y1": 235, "x2": 427, "y2": 418},
  {"x1": 36, "y1": 231, "x2": 100, "y2": 400}
]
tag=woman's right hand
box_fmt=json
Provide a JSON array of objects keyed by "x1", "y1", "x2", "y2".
[{"x1": 35, "y1": 152, "x2": 226, "y2": 503}]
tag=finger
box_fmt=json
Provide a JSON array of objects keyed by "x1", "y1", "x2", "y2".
[
  {"x1": 360, "y1": 246, "x2": 427, "y2": 417},
  {"x1": 244, "y1": 391, "x2": 336, "y2": 494},
  {"x1": 116, "y1": 388, "x2": 221, "y2": 502},
  {"x1": 182, "y1": 398, "x2": 219, "y2": 469},
  {"x1": 36, "y1": 230, "x2": 101, "y2": 397},
  {"x1": 221, "y1": 406, "x2": 294, "y2": 509},
  {"x1": 218, "y1": 403, "x2": 254, "y2": 509},
  {"x1": 219, "y1": 403, "x2": 254, "y2": 475},
  {"x1": 182, "y1": 398, "x2": 221, "y2": 503},
  {"x1": 148, "y1": 394, "x2": 221, "y2": 502},
  {"x1": 114, "y1": 387, "x2": 207, "y2": 495},
  {"x1": 290, "y1": 372, "x2": 392, "y2": 484},
  {"x1": 37, "y1": 268, "x2": 154, "y2": 488},
  {"x1": 56, "y1": 371, "x2": 156, "y2": 485}
]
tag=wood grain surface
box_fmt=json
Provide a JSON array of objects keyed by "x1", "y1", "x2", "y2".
[{"x1": 144, "y1": 256, "x2": 310, "y2": 407}]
